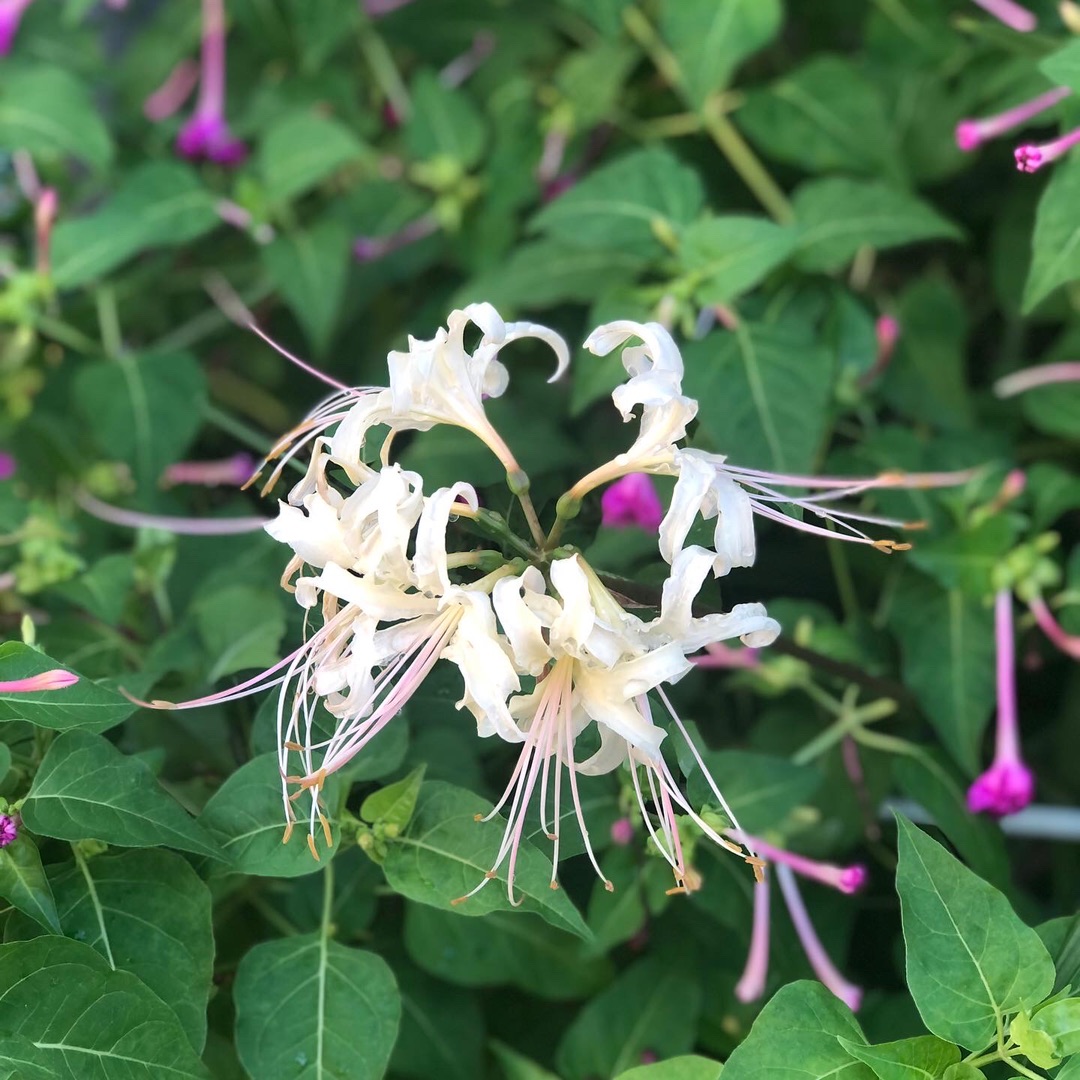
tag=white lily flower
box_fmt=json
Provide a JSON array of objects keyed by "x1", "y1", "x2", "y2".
[
  {"x1": 413, "y1": 483, "x2": 479, "y2": 595},
  {"x1": 264, "y1": 492, "x2": 353, "y2": 571}
]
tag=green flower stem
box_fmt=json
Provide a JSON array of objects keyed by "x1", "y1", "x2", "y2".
[
  {"x1": 792, "y1": 689, "x2": 897, "y2": 765},
  {"x1": 32, "y1": 314, "x2": 102, "y2": 355},
  {"x1": 622, "y1": 5, "x2": 794, "y2": 224},
  {"x1": 95, "y1": 287, "x2": 123, "y2": 359},
  {"x1": 827, "y1": 528, "x2": 861, "y2": 624},
  {"x1": 357, "y1": 19, "x2": 412, "y2": 124}
]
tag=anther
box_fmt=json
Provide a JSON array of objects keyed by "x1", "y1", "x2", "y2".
[{"x1": 307, "y1": 835, "x2": 321, "y2": 861}]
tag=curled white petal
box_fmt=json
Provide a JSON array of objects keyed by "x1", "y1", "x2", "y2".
[
  {"x1": 549, "y1": 555, "x2": 596, "y2": 652},
  {"x1": 660, "y1": 452, "x2": 714, "y2": 563},
  {"x1": 492, "y1": 566, "x2": 552, "y2": 676},
  {"x1": 310, "y1": 562, "x2": 436, "y2": 620},
  {"x1": 413, "y1": 483, "x2": 479, "y2": 595},
  {"x1": 265, "y1": 495, "x2": 353, "y2": 570}
]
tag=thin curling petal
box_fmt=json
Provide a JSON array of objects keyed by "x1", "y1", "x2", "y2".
[{"x1": 413, "y1": 484, "x2": 479, "y2": 595}]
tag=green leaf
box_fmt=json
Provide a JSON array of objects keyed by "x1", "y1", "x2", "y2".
[
  {"x1": 490, "y1": 1041, "x2": 561, "y2": 1080},
  {"x1": 0, "y1": 642, "x2": 133, "y2": 734},
  {"x1": 658, "y1": 0, "x2": 782, "y2": 105},
  {"x1": 530, "y1": 147, "x2": 705, "y2": 258},
  {"x1": 888, "y1": 573, "x2": 994, "y2": 774},
  {"x1": 1023, "y1": 154, "x2": 1080, "y2": 312},
  {"x1": 720, "y1": 981, "x2": 874, "y2": 1080},
  {"x1": 194, "y1": 584, "x2": 286, "y2": 682},
  {"x1": 361, "y1": 765, "x2": 426, "y2": 831},
  {"x1": 404, "y1": 71, "x2": 487, "y2": 168},
  {"x1": 0, "y1": 936, "x2": 209, "y2": 1077},
  {"x1": 0, "y1": 834, "x2": 61, "y2": 933},
  {"x1": 792, "y1": 177, "x2": 959, "y2": 272},
  {"x1": 1019, "y1": 382, "x2": 1080, "y2": 440},
  {"x1": 1030, "y1": 998, "x2": 1080, "y2": 1057},
  {"x1": 683, "y1": 748, "x2": 822, "y2": 834},
  {"x1": 0, "y1": 1034, "x2": 61, "y2": 1079},
  {"x1": 941, "y1": 1065, "x2": 986, "y2": 1080},
  {"x1": 259, "y1": 111, "x2": 367, "y2": 205},
  {"x1": 616, "y1": 1057, "x2": 723, "y2": 1080},
  {"x1": 683, "y1": 322, "x2": 834, "y2": 474},
  {"x1": 381, "y1": 780, "x2": 589, "y2": 939},
  {"x1": 838, "y1": 1035, "x2": 960, "y2": 1080},
  {"x1": 895, "y1": 815, "x2": 1055, "y2": 1050},
  {"x1": 0, "y1": 65, "x2": 112, "y2": 171},
  {"x1": 40, "y1": 849, "x2": 213, "y2": 1052},
  {"x1": 738, "y1": 56, "x2": 902, "y2": 180},
  {"x1": 51, "y1": 163, "x2": 218, "y2": 287},
  {"x1": 556, "y1": 957, "x2": 702, "y2": 1080},
  {"x1": 262, "y1": 217, "x2": 352, "y2": 355},
  {"x1": 1038, "y1": 912, "x2": 1080, "y2": 994},
  {"x1": 74, "y1": 351, "x2": 208, "y2": 491},
  {"x1": 679, "y1": 215, "x2": 797, "y2": 305},
  {"x1": 1039, "y1": 41, "x2": 1080, "y2": 94},
  {"x1": 908, "y1": 516, "x2": 1019, "y2": 598},
  {"x1": 404, "y1": 903, "x2": 610, "y2": 1000},
  {"x1": 233, "y1": 930, "x2": 400, "y2": 1080},
  {"x1": 54, "y1": 554, "x2": 136, "y2": 625},
  {"x1": 200, "y1": 753, "x2": 340, "y2": 876},
  {"x1": 21, "y1": 730, "x2": 223, "y2": 860}
]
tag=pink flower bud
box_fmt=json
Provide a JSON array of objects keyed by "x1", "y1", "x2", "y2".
[
  {"x1": 0, "y1": 669, "x2": 79, "y2": 693},
  {"x1": 610, "y1": 817, "x2": 634, "y2": 846},
  {"x1": 967, "y1": 760, "x2": 1035, "y2": 817}
]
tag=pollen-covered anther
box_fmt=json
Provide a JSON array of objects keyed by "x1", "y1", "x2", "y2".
[
  {"x1": 319, "y1": 812, "x2": 333, "y2": 846},
  {"x1": 872, "y1": 539, "x2": 911, "y2": 553},
  {"x1": 299, "y1": 769, "x2": 327, "y2": 791},
  {"x1": 903, "y1": 520, "x2": 929, "y2": 531},
  {"x1": 604, "y1": 879, "x2": 615, "y2": 893},
  {"x1": 473, "y1": 813, "x2": 483, "y2": 823},
  {"x1": 282, "y1": 822, "x2": 294, "y2": 844},
  {"x1": 549, "y1": 881, "x2": 560, "y2": 891},
  {"x1": 307, "y1": 835, "x2": 321, "y2": 861},
  {"x1": 283, "y1": 741, "x2": 304, "y2": 752}
]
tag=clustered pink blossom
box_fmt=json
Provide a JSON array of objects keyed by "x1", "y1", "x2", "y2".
[{"x1": 0, "y1": 815, "x2": 17, "y2": 848}]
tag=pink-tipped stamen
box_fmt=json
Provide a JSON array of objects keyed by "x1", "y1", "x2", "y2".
[
  {"x1": 970, "y1": 0, "x2": 1037, "y2": 31},
  {"x1": 955, "y1": 87, "x2": 1070, "y2": 151},
  {"x1": 775, "y1": 864, "x2": 863, "y2": 1011},
  {"x1": 995, "y1": 362, "x2": 1080, "y2": 397},
  {"x1": 1016, "y1": 125, "x2": 1080, "y2": 172},
  {"x1": 0, "y1": 669, "x2": 78, "y2": 693}
]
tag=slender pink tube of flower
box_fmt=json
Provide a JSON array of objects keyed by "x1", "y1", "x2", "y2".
[
  {"x1": 735, "y1": 874, "x2": 771, "y2": 1003},
  {"x1": 77, "y1": 490, "x2": 267, "y2": 535},
  {"x1": 693, "y1": 641, "x2": 760, "y2": 670},
  {"x1": 354, "y1": 214, "x2": 439, "y2": 263},
  {"x1": 1016, "y1": 126, "x2": 1080, "y2": 173},
  {"x1": 729, "y1": 832, "x2": 867, "y2": 894},
  {"x1": 163, "y1": 452, "x2": 256, "y2": 488},
  {"x1": 34, "y1": 187, "x2": 56, "y2": 276},
  {"x1": 956, "y1": 88, "x2": 1070, "y2": 151},
  {"x1": 967, "y1": 591, "x2": 1035, "y2": 817},
  {"x1": 0, "y1": 670, "x2": 78, "y2": 692},
  {"x1": 1029, "y1": 595, "x2": 1080, "y2": 660},
  {"x1": 995, "y1": 362, "x2": 1080, "y2": 397},
  {"x1": 144, "y1": 58, "x2": 200, "y2": 121},
  {"x1": 970, "y1": 0, "x2": 1037, "y2": 31},
  {"x1": 0, "y1": 0, "x2": 35, "y2": 56},
  {"x1": 775, "y1": 864, "x2": 863, "y2": 1011}
]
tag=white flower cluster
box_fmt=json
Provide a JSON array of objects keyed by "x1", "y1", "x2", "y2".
[{"x1": 260, "y1": 303, "x2": 931, "y2": 897}]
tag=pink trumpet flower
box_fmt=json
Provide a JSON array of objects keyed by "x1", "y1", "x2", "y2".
[
  {"x1": 176, "y1": 0, "x2": 247, "y2": 166},
  {"x1": 1016, "y1": 127, "x2": 1080, "y2": 173},
  {"x1": 601, "y1": 474, "x2": 665, "y2": 531},
  {"x1": 730, "y1": 832, "x2": 868, "y2": 894},
  {"x1": 970, "y1": 0, "x2": 1037, "y2": 31},
  {"x1": 735, "y1": 874, "x2": 772, "y2": 1003},
  {"x1": 0, "y1": 669, "x2": 78, "y2": 693},
  {"x1": 0, "y1": 0, "x2": 34, "y2": 56},
  {"x1": 995, "y1": 362, "x2": 1080, "y2": 397},
  {"x1": 956, "y1": 87, "x2": 1070, "y2": 152},
  {"x1": 967, "y1": 591, "x2": 1035, "y2": 817}
]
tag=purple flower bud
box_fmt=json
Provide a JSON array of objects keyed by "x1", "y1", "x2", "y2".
[
  {"x1": 0, "y1": 669, "x2": 79, "y2": 693},
  {"x1": 0, "y1": 814, "x2": 17, "y2": 848},
  {"x1": 600, "y1": 474, "x2": 664, "y2": 531},
  {"x1": 1016, "y1": 126, "x2": 1080, "y2": 174},
  {"x1": 177, "y1": 113, "x2": 247, "y2": 166},
  {"x1": 610, "y1": 817, "x2": 634, "y2": 846},
  {"x1": 967, "y1": 760, "x2": 1035, "y2": 817}
]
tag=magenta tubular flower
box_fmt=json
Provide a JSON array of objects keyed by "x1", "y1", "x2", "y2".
[
  {"x1": 601, "y1": 474, "x2": 665, "y2": 531},
  {"x1": 1029, "y1": 594, "x2": 1080, "y2": 660},
  {"x1": 995, "y1": 362, "x2": 1080, "y2": 397},
  {"x1": 145, "y1": 58, "x2": 200, "y2": 122},
  {"x1": 354, "y1": 215, "x2": 439, "y2": 263},
  {"x1": 730, "y1": 832, "x2": 868, "y2": 894},
  {"x1": 735, "y1": 874, "x2": 772, "y2": 1003},
  {"x1": 0, "y1": 669, "x2": 78, "y2": 693},
  {"x1": 970, "y1": 0, "x2": 1037, "y2": 30},
  {"x1": 692, "y1": 641, "x2": 760, "y2": 670},
  {"x1": 610, "y1": 817, "x2": 634, "y2": 846},
  {"x1": 776, "y1": 864, "x2": 863, "y2": 1011},
  {"x1": 1016, "y1": 126, "x2": 1080, "y2": 173},
  {"x1": 955, "y1": 87, "x2": 1070, "y2": 152},
  {"x1": 34, "y1": 187, "x2": 56, "y2": 276},
  {"x1": 967, "y1": 590, "x2": 1035, "y2": 817},
  {"x1": 163, "y1": 452, "x2": 256, "y2": 488},
  {"x1": 0, "y1": 815, "x2": 17, "y2": 848},
  {"x1": 0, "y1": 0, "x2": 34, "y2": 56},
  {"x1": 176, "y1": 0, "x2": 247, "y2": 166}
]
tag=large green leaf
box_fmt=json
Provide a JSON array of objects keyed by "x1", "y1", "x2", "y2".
[
  {"x1": 29, "y1": 850, "x2": 214, "y2": 1052},
  {"x1": 792, "y1": 178, "x2": 959, "y2": 273},
  {"x1": 720, "y1": 981, "x2": 874, "y2": 1080},
  {"x1": 1040, "y1": 40, "x2": 1080, "y2": 92},
  {"x1": 194, "y1": 584, "x2": 287, "y2": 683},
  {"x1": 0, "y1": 834, "x2": 60, "y2": 933},
  {"x1": 233, "y1": 930, "x2": 400, "y2": 1080},
  {"x1": 200, "y1": 752, "x2": 340, "y2": 877},
  {"x1": 683, "y1": 322, "x2": 834, "y2": 474},
  {"x1": 678, "y1": 215, "x2": 797, "y2": 305},
  {"x1": 0, "y1": 642, "x2": 133, "y2": 734},
  {"x1": 404, "y1": 903, "x2": 610, "y2": 1000},
  {"x1": 259, "y1": 111, "x2": 367, "y2": 206},
  {"x1": 658, "y1": 0, "x2": 783, "y2": 106},
  {"x1": 51, "y1": 163, "x2": 218, "y2": 287},
  {"x1": 530, "y1": 147, "x2": 704, "y2": 258},
  {"x1": 555, "y1": 957, "x2": 702, "y2": 1080},
  {"x1": 0, "y1": 936, "x2": 209, "y2": 1077},
  {"x1": 838, "y1": 1036, "x2": 960, "y2": 1080},
  {"x1": 381, "y1": 780, "x2": 589, "y2": 939},
  {"x1": 616, "y1": 1058, "x2": 723, "y2": 1080},
  {"x1": 895, "y1": 816, "x2": 1055, "y2": 1050},
  {"x1": 0, "y1": 65, "x2": 112, "y2": 171},
  {"x1": 74, "y1": 351, "x2": 208, "y2": 491},
  {"x1": 262, "y1": 218, "x2": 353, "y2": 356},
  {"x1": 1023, "y1": 154, "x2": 1080, "y2": 312},
  {"x1": 1019, "y1": 381, "x2": 1080, "y2": 440},
  {"x1": 404, "y1": 70, "x2": 487, "y2": 169},
  {"x1": 888, "y1": 572, "x2": 994, "y2": 774},
  {"x1": 21, "y1": 730, "x2": 223, "y2": 859},
  {"x1": 908, "y1": 516, "x2": 1019, "y2": 598},
  {"x1": 738, "y1": 56, "x2": 902, "y2": 180}
]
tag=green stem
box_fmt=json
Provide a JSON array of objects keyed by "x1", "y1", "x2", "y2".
[
  {"x1": 358, "y1": 20, "x2": 412, "y2": 123},
  {"x1": 827, "y1": 534, "x2": 861, "y2": 625},
  {"x1": 95, "y1": 287, "x2": 123, "y2": 359},
  {"x1": 32, "y1": 314, "x2": 102, "y2": 355}
]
